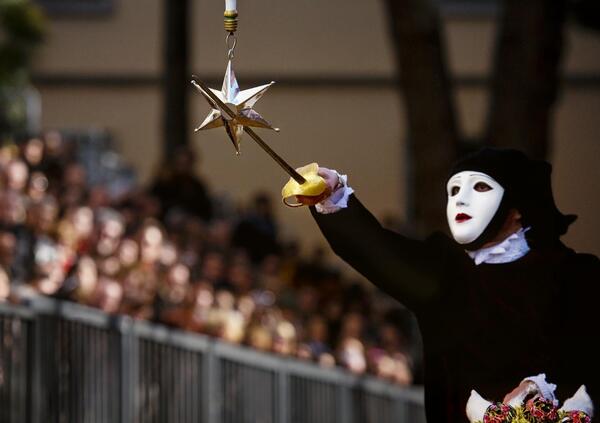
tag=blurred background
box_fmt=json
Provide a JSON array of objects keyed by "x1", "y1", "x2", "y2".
[
  {"x1": 8, "y1": 0, "x2": 600, "y2": 256},
  {"x1": 1, "y1": 0, "x2": 599, "y2": 422}
]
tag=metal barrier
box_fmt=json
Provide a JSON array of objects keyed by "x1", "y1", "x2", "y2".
[
  {"x1": 0, "y1": 307, "x2": 33, "y2": 423},
  {"x1": 0, "y1": 297, "x2": 425, "y2": 423}
]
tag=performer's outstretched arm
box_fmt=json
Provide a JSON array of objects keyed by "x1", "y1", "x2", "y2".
[{"x1": 310, "y1": 192, "x2": 446, "y2": 312}]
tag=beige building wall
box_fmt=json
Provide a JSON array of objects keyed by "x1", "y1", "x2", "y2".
[
  {"x1": 33, "y1": 0, "x2": 600, "y2": 259},
  {"x1": 35, "y1": 0, "x2": 162, "y2": 75}
]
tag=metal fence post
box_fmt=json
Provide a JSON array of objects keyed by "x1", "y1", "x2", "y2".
[
  {"x1": 119, "y1": 316, "x2": 135, "y2": 423},
  {"x1": 29, "y1": 309, "x2": 42, "y2": 423},
  {"x1": 338, "y1": 381, "x2": 352, "y2": 423},
  {"x1": 278, "y1": 361, "x2": 289, "y2": 423},
  {"x1": 393, "y1": 394, "x2": 409, "y2": 422},
  {"x1": 30, "y1": 307, "x2": 58, "y2": 423},
  {"x1": 204, "y1": 341, "x2": 222, "y2": 423}
]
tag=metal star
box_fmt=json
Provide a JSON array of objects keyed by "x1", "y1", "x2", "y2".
[{"x1": 192, "y1": 60, "x2": 279, "y2": 154}]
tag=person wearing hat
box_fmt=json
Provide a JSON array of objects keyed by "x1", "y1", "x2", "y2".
[{"x1": 290, "y1": 148, "x2": 599, "y2": 422}]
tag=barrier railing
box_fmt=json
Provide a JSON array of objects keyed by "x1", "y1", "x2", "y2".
[{"x1": 0, "y1": 297, "x2": 425, "y2": 423}]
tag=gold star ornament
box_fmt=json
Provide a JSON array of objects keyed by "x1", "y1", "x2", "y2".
[{"x1": 192, "y1": 60, "x2": 279, "y2": 154}]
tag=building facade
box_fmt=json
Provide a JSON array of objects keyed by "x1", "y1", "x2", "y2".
[{"x1": 32, "y1": 0, "x2": 600, "y2": 259}]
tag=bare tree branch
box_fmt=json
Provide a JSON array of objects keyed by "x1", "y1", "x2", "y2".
[
  {"x1": 384, "y1": 0, "x2": 459, "y2": 233},
  {"x1": 487, "y1": 0, "x2": 567, "y2": 159}
]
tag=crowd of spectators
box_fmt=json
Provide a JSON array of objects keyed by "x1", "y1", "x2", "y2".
[{"x1": 0, "y1": 132, "x2": 422, "y2": 386}]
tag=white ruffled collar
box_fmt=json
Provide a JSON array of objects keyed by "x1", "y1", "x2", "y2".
[{"x1": 467, "y1": 227, "x2": 530, "y2": 265}]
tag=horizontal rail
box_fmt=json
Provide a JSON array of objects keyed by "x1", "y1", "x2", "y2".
[{"x1": 0, "y1": 297, "x2": 425, "y2": 422}]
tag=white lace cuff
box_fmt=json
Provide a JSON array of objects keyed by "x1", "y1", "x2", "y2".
[
  {"x1": 315, "y1": 172, "x2": 354, "y2": 214},
  {"x1": 523, "y1": 373, "x2": 558, "y2": 405}
]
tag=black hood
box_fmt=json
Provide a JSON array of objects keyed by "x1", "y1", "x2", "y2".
[{"x1": 448, "y1": 147, "x2": 576, "y2": 250}]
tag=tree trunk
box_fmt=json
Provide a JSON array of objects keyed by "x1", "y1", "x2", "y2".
[
  {"x1": 163, "y1": 0, "x2": 190, "y2": 158},
  {"x1": 487, "y1": 0, "x2": 567, "y2": 159},
  {"x1": 384, "y1": 0, "x2": 459, "y2": 233}
]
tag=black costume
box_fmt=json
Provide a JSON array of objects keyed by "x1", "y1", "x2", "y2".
[{"x1": 310, "y1": 149, "x2": 599, "y2": 422}]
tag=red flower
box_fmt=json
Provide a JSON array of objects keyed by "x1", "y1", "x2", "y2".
[
  {"x1": 523, "y1": 397, "x2": 559, "y2": 422},
  {"x1": 561, "y1": 410, "x2": 591, "y2": 423},
  {"x1": 484, "y1": 402, "x2": 516, "y2": 423}
]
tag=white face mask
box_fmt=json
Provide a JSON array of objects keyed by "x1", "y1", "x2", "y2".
[{"x1": 446, "y1": 171, "x2": 505, "y2": 244}]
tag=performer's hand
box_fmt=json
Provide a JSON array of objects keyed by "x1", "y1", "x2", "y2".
[
  {"x1": 317, "y1": 167, "x2": 340, "y2": 192},
  {"x1": 502, "y1": 380, "x2": 538, "y2": 405},
  {"x1": 294, "y1": 166, "x2": 338, "y2": 205}
]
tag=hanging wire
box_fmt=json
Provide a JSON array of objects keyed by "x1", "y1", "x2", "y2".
[{"x1": 226, "y1": 33, "x2": 237, "y2": 60}]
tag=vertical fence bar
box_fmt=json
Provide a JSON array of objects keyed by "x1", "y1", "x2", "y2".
[
  {"x1": 393, "y1": 393, "x2": 409, "y2": 422},
  {"x1": 119, "y1": 316, "x2": 134, "y2": 423},
  {"x1": 277, "y1": 363, "x2": 289, "y2": 423},
  {"x1": 31, "y1": 311, "x2": 58, "y2": 423},
  {"x1": 29, "y1": 310, "x2": 40, "y2": 423},
  {"x1": 203, "y1": 343, "x2": 221, "y2": 423},
  {"x1": 338, "y1": 380, "x2": 352, "y2": 423}
]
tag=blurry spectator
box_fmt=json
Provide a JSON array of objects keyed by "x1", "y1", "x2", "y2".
[
  {"x1": 41, "y1": 130, "x2": 74, "y2": 191},
  {"x1": 27, "y1": 171, "x2": 49, "y2": 202},
  {"x1": 21, "y1": 137, "x2": 44, "y2": 171},
  {"x1": 158, "y1": 240, "x2": 178, "y2": 269},
  {"x1": 31, "y1": 240, "x2": 72, "y2": 295},
  {"x1": 318, "y1": 352, "x2": 336, "y2": 368},
  {"x1": 149, "y1": 145, "x2": 212, "y2": 221},
  {"x1": 93, "y1": 276, "x2": 123, "y2": 314},
  {"x1": 185, "y1": 281, "x2": 214, "y2": 333},
  {"x1": 4, "y1": 159, "x2": 29, "y2": 193},
  {"x1": 0, "y1": 143, "x2": 19, "y2": 170},
  {"x1": 177, "y1": 218, "x2": 205, "y2": 269},
  {"x1": 0, "y1": 191, "x2": 27, "y2": 229},
  {"x1": 118, "y1": 190, "x2": 160, "y2": 230},
  {"x1": 215, "y1": 289, "x2": 235, "y2": 311},
  {"x1": 0, "y1": 265, "x2": 10, "y2": 301},
  {"x1": 138, "y1": 219, "x2": 164, "y2": 265},
  {"x1": 237, "y1": 294, "x2": 256, "y2": 322},
  {"x1": 297, "y1": 343, "x2": 313, "y2": 361},
  {"x1": 0, "y1": 231, "x2": 16, "y2": 273},
  {"x1": 224, "y1": 255, "x2": 254, "y2": 294},
  {"x1": 70, "y1": 255, "x2": 98, "y2": 304},
  {"x1": 60, "y1": 163, "x2": 88, "y2": 210},
  {"x1": 337, "y1": 337, "x2": 367, "y2": 375},
  {"x1": 339, "y1": 311, "x2": 365, "y2": 341},
  {"x1": 26, "y1": 195, "x2": 57, "y2": 236},
  {"x1": 256, "y1": 253, "x2": 284, "y2": 293},
  {"x1": 94, "y1": 208, "x2": 125, "y2": 257},
  {"x1": 157, "y1": 262, "x2": 191, "y2": 325},
  {"x1": 206, "y1": 218, "x2": 232, "y2": 249},
  {"x1": 117, "y1": 238, "x2": 139, "y2": 270},
  {"x1": 370, "y1": 350, "x2": 395, "y2": 379},
  {"x1": 221, "y1": 310, "x2": 246, "y2": 344},
  {"x1": 120, "y1": 265, "x2": 156, "y2": 320},
  {"x1": 247, "y1": 324, "x2": 273, "y2": 352},
  {"x1": 88, "y1": 185, "x2": 111, "y2": 209},
  {"x1": 296, "y1": 285, "x2": 319, "y2": 319},
  {"x1": 306, "y1": 315, "x2": 330, "y2": 358},
  {"x1": 200, "y1": 250, "x2": 226, "y2": 284},
  {"x1": 57, "y1": 206, "x2": 94, "y2": 255},
  {"x1": 378, "y1": 321, "x2": 405, "y2": 353},
  {"x1": 232, "y1": 192, "x2": 280, "y2": 263},
  {"x1": 391, "y1": 352, "x2": 413, "y2": 386},
  {"x1": 273, "y1": 320, "x2": 297, "y2": 356}
]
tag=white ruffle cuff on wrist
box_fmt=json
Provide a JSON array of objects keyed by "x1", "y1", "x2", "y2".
[{"x1": 315, "y1": 172, "x2": 354, "y2": 214}]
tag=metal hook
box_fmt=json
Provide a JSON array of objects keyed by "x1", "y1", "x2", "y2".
[{"x1": 226, "y1": 33, "x2": 237, "y2": 60}]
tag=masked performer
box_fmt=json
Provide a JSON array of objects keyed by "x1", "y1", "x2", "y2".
[{"x1": 294, "y1": 148, "x2": 598, "y2": 422}]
